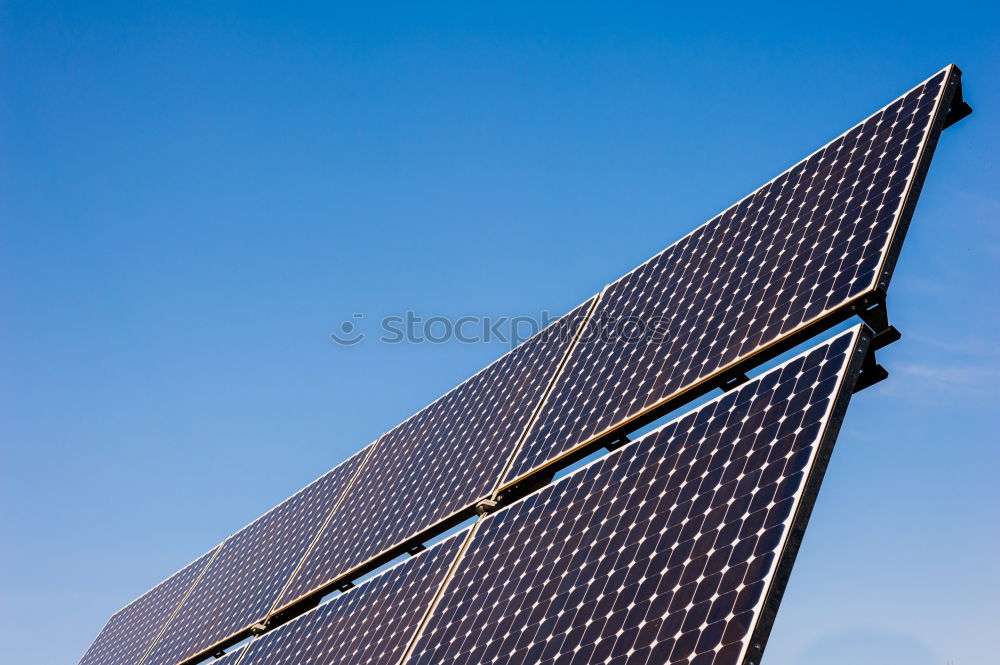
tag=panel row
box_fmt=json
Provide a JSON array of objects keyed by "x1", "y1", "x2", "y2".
[
  {"x1": 79, "y1": 299, "x2": 594, "y2": 665},
  {"x1": 189, "y1": 326, "x2": 869, "y2": 665},
  {"x1": 500, "y1": 64, "x2": 959, "y2": 486}
]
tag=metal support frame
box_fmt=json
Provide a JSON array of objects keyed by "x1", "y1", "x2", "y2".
[
  {"x1": 720, "y1": 372, "x2": 750, "y2": 391},
  {"x1": 856, "y1": 299, "x2": 901, "y2": 350},
  {"x1": 604, "y1": 434, "x2": 631, "y2": 452},
  {"x1": 943, "y1": 78, "x2": 973, "y2": 129},
  {"x1": 474, "y1": 499, "x2": 499, "y2": 516},
  {"x1": 853, "y1": 337, "x2": 889, "y2": 393}
]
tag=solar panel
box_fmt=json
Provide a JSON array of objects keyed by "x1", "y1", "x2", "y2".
[
  {"x1": 500, "y1": 65, "x2": 963, "y2": 488},
  {"x1": 406, "y1": 326, "x2": 870, "y2": 665},
  {"x1": 77, "y1": 548, "x2": 217, "y2": 665},
  {"x1": 230, "y1": 531, "x2": 464, "y2": 665},
  {"x1": 272, "y1": 298, "x2": 595, "y2": 614},
  {"x1": 141, "y1": 447, "x2": 371, "y2": 665}
]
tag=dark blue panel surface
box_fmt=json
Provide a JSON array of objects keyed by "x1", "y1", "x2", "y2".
[
  {"x1": 237, "y1": 532, "x2": 463, "y2": 665},
  {"x1": 276, "y1": 299, "x2": 594, "y2": 612},
  {"x1": 504, "y1": 67, "x2": 957, "y2": 485},
  {"x1": 408, "y1": 327, "x2": 869, "y2": 665}
]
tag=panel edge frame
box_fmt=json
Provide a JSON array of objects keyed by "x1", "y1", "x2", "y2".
[{"x1": 736, "y1": 325, "x2": 873, "y2": 665}]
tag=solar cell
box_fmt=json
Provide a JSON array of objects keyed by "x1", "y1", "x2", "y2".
[
  {"x1": 231, "y1": 531, "x2": 464, "y2": 665},
  {"x1": 77, "y1": 548, "x2": 217, "y2": 665},
  {"x1": 501, "y1": 65, "x2": 963, "y2": 488},
  {"x1": 141, "y1": 447, "x2": 371, "y2": 665},
  {"x1": 272, "y1": 298, "x2": 595, "y2": 614},
  {"x1": 406, "y1": 326, "x2": 870, "y2": 665}
]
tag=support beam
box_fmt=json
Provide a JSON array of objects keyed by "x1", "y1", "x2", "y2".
[
  {"x1": 856, "y1": 300, "x2": 901, "y2": 350},
  {"x1": 853, "y1": 342, "x2": 889, "y2": 393},
  {"x1": 474, "y1": 499, "x2": 499, "y2": 516},
  {"x1": 720, "y1": 372, "x2": 750, "y2": 391},
  {"x1": 943, "y1": 78, "x2": 973, "y2": 129}
]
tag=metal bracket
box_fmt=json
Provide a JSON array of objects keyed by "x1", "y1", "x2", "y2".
[
  {"x1": 492, "y1": 470, "x2": 554, "y2": 506},
  {"x1": 337, "y1": 581, "x2": 355, "y2": 592},
  {"x1": 943, "y1": 78, "x2": 972, "y2": 129},
  {"x1": 605, "y1": 434, "x2": 631, "y2": 452},
  {"x1": 475, "y1": 499, "x2": 499, "y2": 516},
  {"x1": 856, "y1": 300, "x2": 901, "y2": 350},
  {"x1": 719, "y1": 372, "x2": 750, "y2": 391},
  {"x1": 853, "y1": 343, "x2": 889, "y2": 393},
  {"x1": 249, "y1": 621, "x2": 268, "y2": 636},
  {"x1": 405, "y1": 543, "x2": 426, "y2": 555}
]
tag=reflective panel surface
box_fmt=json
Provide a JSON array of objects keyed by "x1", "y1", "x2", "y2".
[
  {"x1": 504, "y1": 68, "x2": 956, "y2": 485},
  {"x1": 409, "y1": 327, "x2": 868, "y2": 665}
]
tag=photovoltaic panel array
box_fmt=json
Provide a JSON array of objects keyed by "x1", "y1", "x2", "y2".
[
  {"x1": 77, "y1": 549, "x2": 217, "y2": 665},
  {"x1": 75, "y1": 65, "x2": 970, "y2": 665},
  {"x1": 408, "y1": 327, "x2": 869, "y2": 665},
  {"x1": 501, "y1": 66, "x2": 961, "y2": 487},
  {"x1": 273, "y1": 298, "x2": 595, "y2": 612},
  {"x1": 142, "y1": 448, "x2": 371, "y2": 665},
  {"x1": 231, "y1": 532, "x2": 463, "y2": 665}
]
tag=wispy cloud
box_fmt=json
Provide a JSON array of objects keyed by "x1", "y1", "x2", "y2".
[
  {"x1": 905, "y1": 332, "x2": 997, "y2": 356},
  {"x1": 793, "y1": 626, "x2": 939, "y2": 665},
  {"x1": 877, "y1": 330, "x2": 1000, "y2": 403},
  {"x1": 894, "y1": 362, "x2": 1000, "y2": 395}
]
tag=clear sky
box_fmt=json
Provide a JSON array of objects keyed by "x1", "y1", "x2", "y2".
[{"x1": 1, "y1": 2, "x2": 997, "y2": 664}]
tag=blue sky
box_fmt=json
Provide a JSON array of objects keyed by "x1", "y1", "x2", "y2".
[{"x1": 1, "y1": 2, "x2": 997, "y2": 664}]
